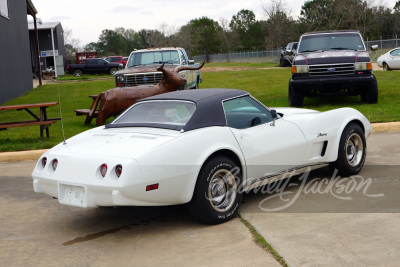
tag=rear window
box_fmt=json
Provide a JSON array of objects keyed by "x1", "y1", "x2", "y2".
[{"x1": 110, "y1": 100, "x2": 196, "y2": 128}]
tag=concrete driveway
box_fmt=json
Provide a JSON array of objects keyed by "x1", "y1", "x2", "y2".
[
  {"x1": 0, "y1": 131, "x2": 399, "y2": 266},
  {"x1": 241, "y1": 131, "x2": 400, "y2": 266}
]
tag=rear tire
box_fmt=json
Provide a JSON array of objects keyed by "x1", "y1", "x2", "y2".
[
  {"x1": 329, "y1": 123, "x2": 367, "y2": 177},
  {"x1": 110, "y1": 68, "x2": 118, "y2": 75},
  {"x1": 383, "y1": 63, "x2": 390, "y2": 71},
  {"x1": 289, "y1": 83, "x2": 303, "y2": 107},
  {"x1": 188, "y1": 156, "x2": 242, "y2": 225},
  {"x1": 74, "y1": 70, "x2": 82, "y2": 77}
]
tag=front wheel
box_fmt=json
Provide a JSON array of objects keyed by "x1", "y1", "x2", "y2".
[
  {"x1": 329, "y1": 123, "x2": 367, "y2": 177},
  {"x1": 188, "y1": 156, "x2": 242, "y2": 224},
  {"x1": 110, "y1": 68, "x2": 118, "y2": 75},
  {"x1": 365, "y1": 78, "x2": 378, "y2": 104},
  {"x1": 289, "y1": 83, "x2": 303, "y2": 107}
]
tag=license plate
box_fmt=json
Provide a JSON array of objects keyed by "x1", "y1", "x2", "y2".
[{"x1": 58, "y1": 184, "x2": 87, "y2": 207}]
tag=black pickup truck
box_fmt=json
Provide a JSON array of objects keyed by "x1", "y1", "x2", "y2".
[
  {"x1": 66, "y1": 58, "x2": 123, "y2": 77},
  {"x1": 289, "y1": 30, "x2": 378, "y2": 107}
]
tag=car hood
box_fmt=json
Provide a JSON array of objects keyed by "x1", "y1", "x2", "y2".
[
  {"x1": 48, "y1": 127, "x2": 181, "y2": 159},
  {"x1": 273, "y1": 107, "x2": 321, "y2": 124},
  {"x1": 294, "y1": 51, "x2": 370, "y2": 65},
  {"x1": 116, "y1": 64, "x2": 178, "y2": 75}
]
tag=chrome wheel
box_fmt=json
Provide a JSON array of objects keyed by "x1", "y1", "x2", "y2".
[
  {"x1": 346, "y1": 133, "x2": 364, "y2": 167},
  {"x1": 208, "y1": 169, "x2": 237, "y2": 212}
]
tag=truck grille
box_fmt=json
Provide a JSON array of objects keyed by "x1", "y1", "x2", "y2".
[
  {"x1": 126, "y1": 72, "x2": 163, "y2": 86},
  {"x1": 308, "y1": 63, "x2": 354, "y2": 77}
]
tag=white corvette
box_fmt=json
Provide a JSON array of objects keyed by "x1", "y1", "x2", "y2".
[{"x1": 32, "y1": 89, "x2": 372, "y2": 224}]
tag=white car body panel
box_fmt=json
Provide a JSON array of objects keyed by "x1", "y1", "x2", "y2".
[{"x1": 377, "y1": 47, "x2": 400, "y2": 69}]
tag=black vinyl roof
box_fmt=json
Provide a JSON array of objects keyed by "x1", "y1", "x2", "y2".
[
  {"x1": 139, "y1": 88, "x2": 248, "y2": 104},
  {"x1": 107, "y1": 89, "x2": 249, "y2": 131}
]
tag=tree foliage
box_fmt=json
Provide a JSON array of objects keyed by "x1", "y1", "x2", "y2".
[{"x1": 77, "y1": 0, "x2": 400, "y2": 58}]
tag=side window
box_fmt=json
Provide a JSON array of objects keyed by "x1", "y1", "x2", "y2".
[
  {"x1": 181, "y1": 50, "x2": 189, "y2": 64},
  {"x1": 223, "y1": 96, "x2": 273, "y2": 129},
  {"x1": 111, "y1": 57, "x2": 119, "y2": 62},
  {"x1": 178, "y1": 50, "x2": 186, "y2": 65},
  {"x1": 390, "y1": 49, "x2": 400, "y2": 57},
  {"x1": 105, "y1": 58, "x2": 111, "y2": 63}
]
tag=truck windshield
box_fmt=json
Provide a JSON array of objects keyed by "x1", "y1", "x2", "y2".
[
  {"x1": 127, "y1": 50, "x2": 180, "y2": 67},
  {"x1": 298, "y1": 33, "x2": 365, "y2": 53}
]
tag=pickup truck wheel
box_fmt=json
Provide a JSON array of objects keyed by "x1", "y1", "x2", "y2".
[
  {"x1": 329, "y1": 123, "x2": 366, "y2": 177},
  {"x1": 74, "y1": 70, "x2": 83, "y2": 77},
  {"x1": 366, "y1": 79, "x2": 378, "y2": 104},
  {"x1": 110, "y1": 68, "x2": 118, "y2": 75},
  {"x1": 194, "y1": 78, "x2": 200, "y2": 89},
  {"x1": 188, "y1": 156, "x2": 242, "y2": 225},
  {"x1": 382, "y1": 63, "x2": 390, "y2": 71},
  {"x1": 289, "y1": 84, "x2": 303, "y2": 107}
]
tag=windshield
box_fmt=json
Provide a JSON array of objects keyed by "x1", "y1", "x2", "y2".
[
  {"x1": 111, "y1": 100, "x2": 196, "y2": 128},
  {"x1": 298, "y1": 33, "x2": 365, "y2": 53},
  {"x1": 127, "y1": 50, "x2": 180, "y2": 67}
]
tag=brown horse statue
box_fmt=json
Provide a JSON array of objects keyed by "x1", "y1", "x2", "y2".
[{"x1": 91, "y1": 62, "x2": 204, "y2": 126}]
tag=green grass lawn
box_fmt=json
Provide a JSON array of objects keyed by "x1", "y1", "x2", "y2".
[{"x1": 1, "y1": 66, "x2": 399, "y2": 152}]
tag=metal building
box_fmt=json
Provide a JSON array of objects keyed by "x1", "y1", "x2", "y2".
[
  {"x1": 28, "y1": 21, "x2": 65, "y2": 78},
  {"x1": 0, "y1": 0, "x2": 37, "y2": 105}
]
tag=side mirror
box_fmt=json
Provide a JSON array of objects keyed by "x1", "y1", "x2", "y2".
[
  {"x1": 270, "y1": 109, "x2": 277, "y2": 127},
  {"x1": 370, "y1": 45, "x2": 378, "y2": 51},
  {"x1": 189, "y1": 60, "x2": 195, "y2": 65}
]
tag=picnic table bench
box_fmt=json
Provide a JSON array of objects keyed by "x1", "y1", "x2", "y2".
[
  {"x1": 0, "y1": 102, "x2": 61, "y2": 140},
  {"x1": 75, "y1": 95, "x2": 99, "y2": 125}
]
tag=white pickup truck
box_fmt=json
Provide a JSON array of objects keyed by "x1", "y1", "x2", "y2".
[{"x1": 114, "y1": 47, "x2": 202, "y2": 89}]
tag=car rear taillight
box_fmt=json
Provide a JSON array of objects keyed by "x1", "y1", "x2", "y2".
[
  {"x1": 67, "y1": 66, "x2": 69, "y2": 70},
  {"x1": 42, "y1": 157, "x2": 47, "y2": 168},
  {"x1": 115, "y1": 165, "x2": 122, "y2": 178},
  {"x1": 52, "y1": 159, "x2": 58, "y2": 171},
  {"x1": 100, "y1": 164, "x2": 107, "y2": 177}
]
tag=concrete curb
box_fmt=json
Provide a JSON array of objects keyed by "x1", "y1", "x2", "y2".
[{"x1": 0, "y1": 122, "x2": 399, "y2": 163}]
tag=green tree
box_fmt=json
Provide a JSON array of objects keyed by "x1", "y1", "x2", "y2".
[
  {"x1": 230, "y1": 9, "x2": 264, "y2": 50},
  {"x1": 188, "y1": 17, "x2": 222, "y2": 62},
  {"x1": 97, "y1": 29, "x2": 125, "y2": 56}
]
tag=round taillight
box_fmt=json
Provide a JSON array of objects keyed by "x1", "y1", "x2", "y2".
[
  {"x1": 100, "y1": 164, "x2": 107, "y2": 177},
  {"x1": 115, "y1": 165, "x2": 122, "y2": 178},
  {"x1": 42, "y1": 157, "x2": 47, "y2": 168},
  {"x1": 52, "y1": 159, "x2": 58, "y2": 171}
]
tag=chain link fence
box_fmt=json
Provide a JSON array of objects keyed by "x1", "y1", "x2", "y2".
[
  {"x1": 366, "y1": 37, "x2": 400, "y2": 61},
  {"x1": 193, "y1": 37, "x2": 400, "y2": 63}
]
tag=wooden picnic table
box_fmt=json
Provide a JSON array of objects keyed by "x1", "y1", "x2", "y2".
[
  {"x1": 75, "y1": 95, "x2": 99, "y2": 125},
  {"x1": 0, "y1": 102, "x2": 61, "y2": 140}
]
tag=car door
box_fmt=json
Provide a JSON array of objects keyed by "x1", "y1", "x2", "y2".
[
  {"x1": 223, "y1": 96, "x2": 307, "y2": 182},
  {"x1": 389, "y1": 49, "x2": 400, "y2": 68}
]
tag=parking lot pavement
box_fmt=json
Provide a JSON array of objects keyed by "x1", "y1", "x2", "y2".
[
  {"x1": 0, "y1": 161, "x2": 279, "y2": 267},
  {"x1": 240, "y1": 131, "x2": 400, "y2": 266}
]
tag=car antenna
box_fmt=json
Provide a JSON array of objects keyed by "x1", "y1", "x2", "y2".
[{"x1": 56, "y1": 72, "x2": 67, "y2": 145}]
